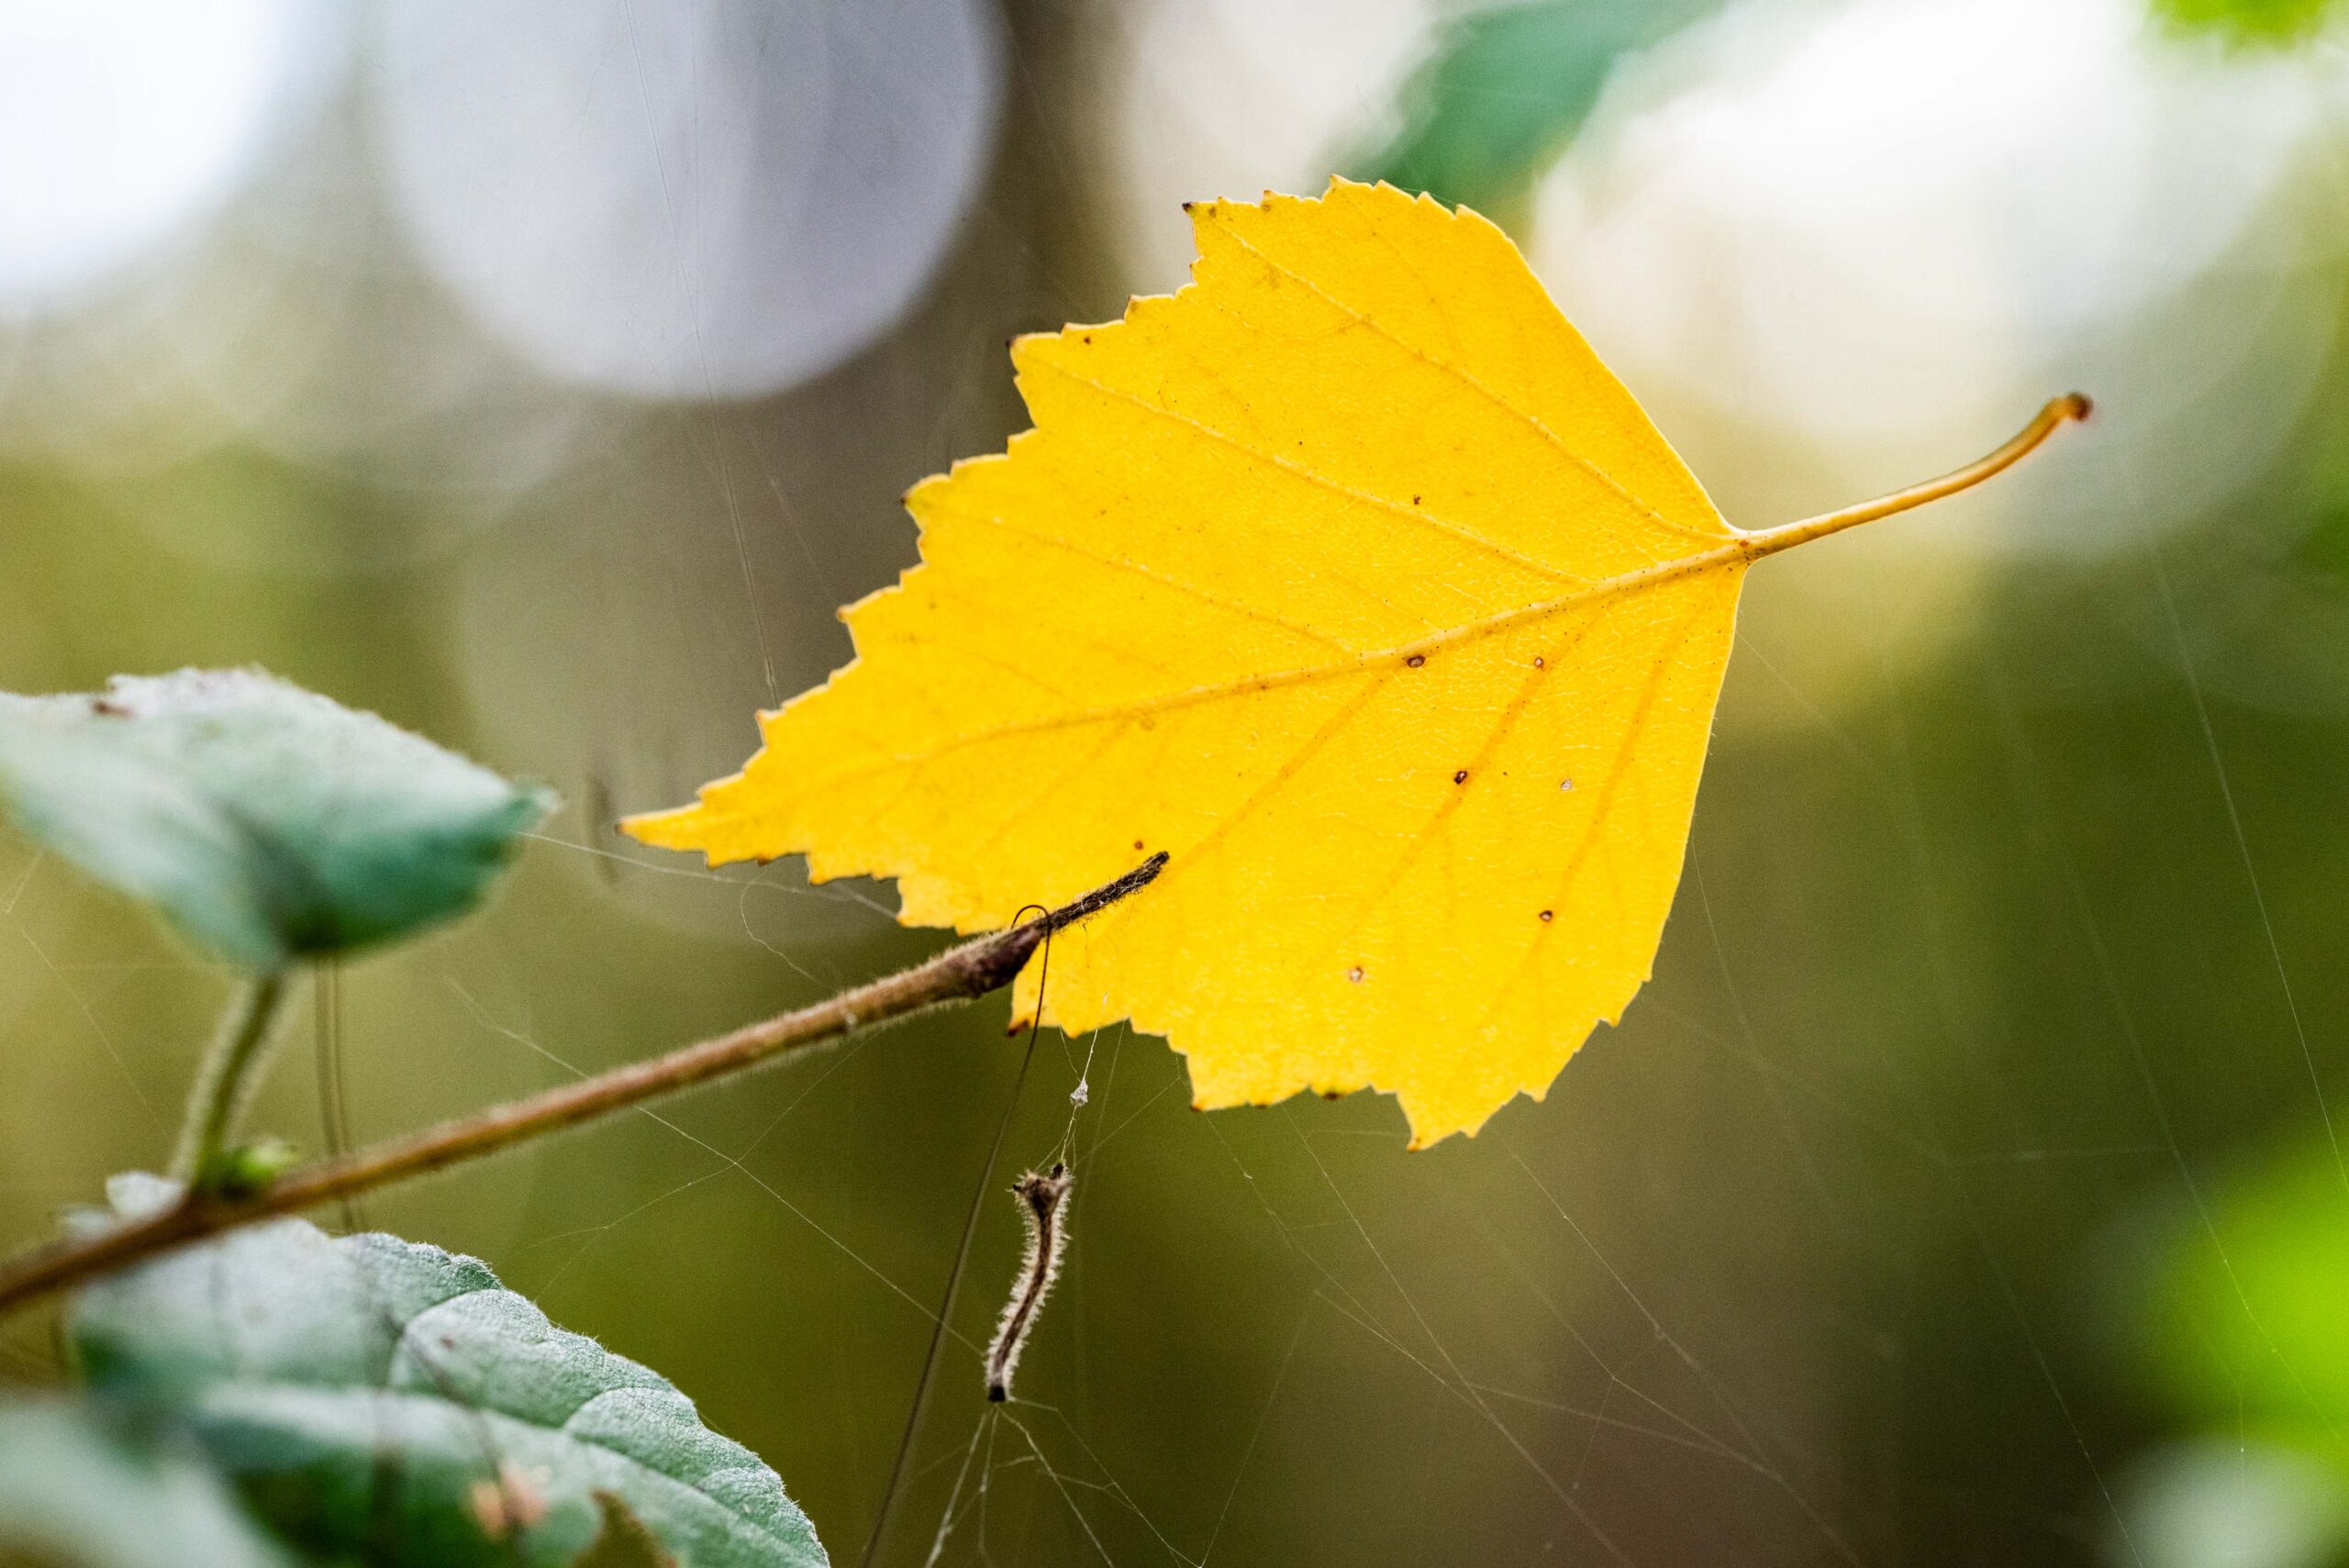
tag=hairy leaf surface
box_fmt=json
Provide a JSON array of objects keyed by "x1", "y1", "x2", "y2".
[
  {"x1": 71, "y1": 1177, "x2": 823, "y2": 1568},
  {"x1": 0, "y1": 669, "x2": 550, "y2": 969}
]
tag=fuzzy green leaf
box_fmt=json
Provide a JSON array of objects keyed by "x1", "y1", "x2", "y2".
[
  {"x1": 70, "y1": 1177, "x2": 824, "y2": 1568},
  {"x1": 0, "y1": 1398, "x2": 295, "y2": 1568},
  {"x1": 0, "y1": 669, "x2": 551, "y2": 970}
]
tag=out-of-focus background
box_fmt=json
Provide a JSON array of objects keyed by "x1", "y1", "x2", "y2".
[{"x1": 6, "y1": 0, "x2": 2349, "y2": 1562}]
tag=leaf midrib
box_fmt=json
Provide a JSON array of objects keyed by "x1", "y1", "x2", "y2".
[
  {"x1": 1023, "y1": 353, "x2": 1594, "y2": 589},
  {"x1": 813, "y1": 543, "x2": 1755, "y2": 786}
]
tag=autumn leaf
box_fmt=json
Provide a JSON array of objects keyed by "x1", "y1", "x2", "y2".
[{"x1": 626, "y1": 178, "x2": 2083, "y2": 1146}]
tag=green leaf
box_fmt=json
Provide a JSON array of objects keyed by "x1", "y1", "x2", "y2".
[
  {"x1": 70, "y1": 1178, "x2": 825, "y2": 1568},
  {"x1": 1349, "y1": 0, "x2": 1724, "y2": 223},
  {"x1": 0, "y1": 1398, "x2": 295, "y2": 1568},
  {"x1": 0, "y1": 669, "x2": 551, "y2": 970}
]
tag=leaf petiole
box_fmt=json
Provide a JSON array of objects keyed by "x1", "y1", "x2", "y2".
[
  {"x1": 1737, "y1": 394, "x2": 2093, "y2": 561},
  {"x1": 171, "y1": 969, "x2": 293, "y2": 1193}
]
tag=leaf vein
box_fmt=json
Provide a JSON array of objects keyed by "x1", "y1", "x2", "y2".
[
  {"x1": 1216, "y1": 223, "x2": 1726, "y2": 551},
  {"x1": 1025, "y1": 354, "x2": 1589, "y2": 590}
]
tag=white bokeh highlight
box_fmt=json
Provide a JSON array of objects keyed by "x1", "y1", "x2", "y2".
[
  {"x1": 372, "y1": 0, "x2": 1005, "y2": 403},
  {"x1": 1097, "y1": 0, "x2": 1437, "y2": 292},
  {"x1": 0, "y1": 0, "x2": 326, "y2": 317}
]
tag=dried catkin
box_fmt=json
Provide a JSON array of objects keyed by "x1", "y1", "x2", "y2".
[{"x1": 985, "y1": 1163, "x2": 1071, "y2": 1402}]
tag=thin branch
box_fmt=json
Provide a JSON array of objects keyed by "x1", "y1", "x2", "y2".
[{"x1": 0, "y1": 853, "x2": 1167, "y2": 1318}]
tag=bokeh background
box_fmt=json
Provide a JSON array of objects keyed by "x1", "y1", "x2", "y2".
[{"x1": 6, "y1": 0, "x2": 2349, "y2": 1562}]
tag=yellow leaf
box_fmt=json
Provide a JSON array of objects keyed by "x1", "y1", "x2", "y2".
[{"x1": 626, "y1": 178, "x2": 2083, "y2": 1147}]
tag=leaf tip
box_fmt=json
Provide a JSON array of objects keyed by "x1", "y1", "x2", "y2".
[
  {"x1": 512, "y1": 782, "x2": 561, "y2": 831},
  {"x1": 616, "y1": 805, "x2": 705, "y2": 856}
]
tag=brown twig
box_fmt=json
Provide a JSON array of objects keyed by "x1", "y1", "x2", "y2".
[{"x1": 0, "y1": 853, "x2": 1167, "y2": 1318}]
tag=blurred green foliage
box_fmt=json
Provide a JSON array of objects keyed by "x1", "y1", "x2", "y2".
[
  {"x1": 0, "y1": 1401, "x2": 297, "y2": 1568},
  {"x1": 2105, "y1": 1130, "x2": 2349, "y2": 1566},
  {"x1": 2154, "y1": 0, "x2": 2343, "y2": 44},
  {"x1": 2143, "y1": 1141, "x2": 2349, "y2": 1426},
  {"x1": 1362, "y1": 0, "x2": 2349, "y2": 222},
  {"x1": 1353, "y1": 0, "x2": 1722, "y2": 223}
]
